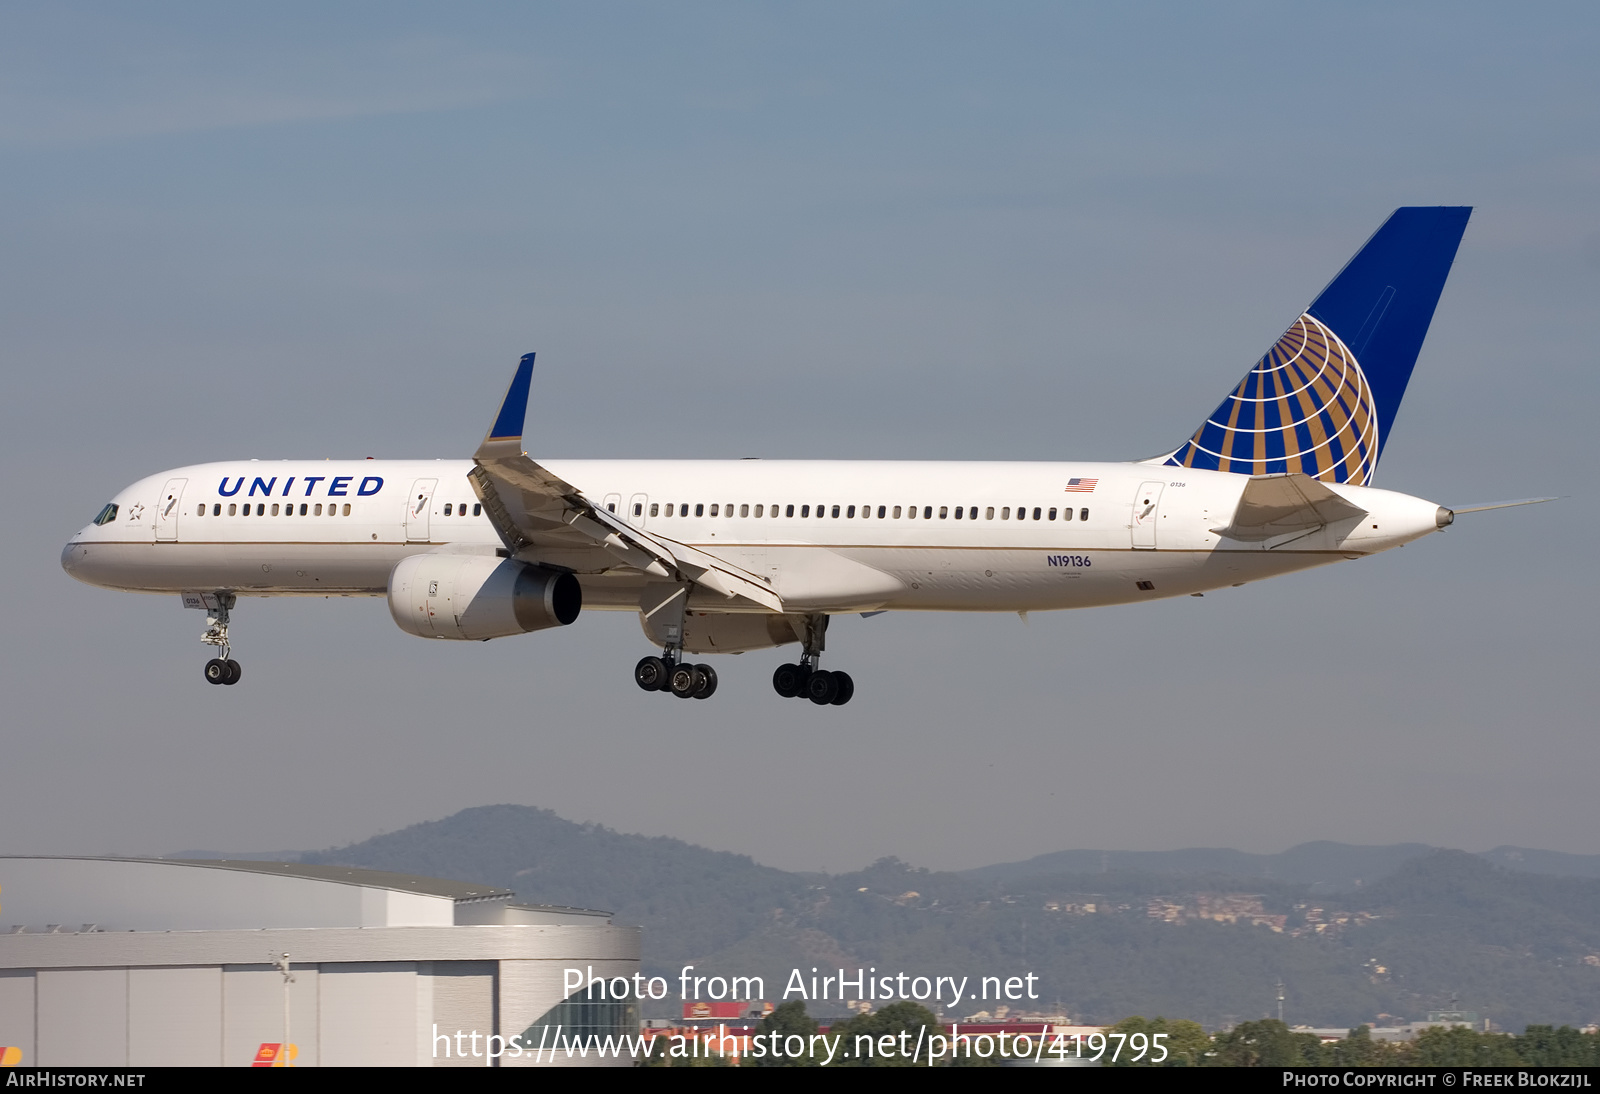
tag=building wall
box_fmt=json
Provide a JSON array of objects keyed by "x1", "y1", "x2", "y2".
[
  {"x1": 130, "y1": 967, "x2": 223, "y2": 1067},
  {"x1": 0, "y1": 926, "x2": 638, "y2": 1067},
  {"x1": 37, "y1": 969, "x2": 126, "y2": 1067},
  {"x1": 0, "y1": 971, "x2": 33, "y2": 1066},
  {"x1": 222, "y1": 964, "x2": 320, "y2": 1068}
]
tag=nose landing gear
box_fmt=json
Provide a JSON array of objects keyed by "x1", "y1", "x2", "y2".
[
  {"x1": 194, "y1": 592, "x2": 242, "y2": 685},
  {"x1": 204, "y1": 658, "x2": 241, "y2": 685}
]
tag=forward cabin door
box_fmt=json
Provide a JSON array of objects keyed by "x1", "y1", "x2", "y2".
[
  {"x1": 1131, "y1": 480, "x2": 1165, "y2": 549},
  {"x1": 406, "y1": 478, "x2": 438, "y2": 543},
  {"x1": 156, "y1": 478, "x2": 187, "y2": 542}
]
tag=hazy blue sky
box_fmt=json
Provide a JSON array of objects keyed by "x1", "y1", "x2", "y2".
[{"x1": 2, "y1": 2, "x2": 1596, "y2": 874}]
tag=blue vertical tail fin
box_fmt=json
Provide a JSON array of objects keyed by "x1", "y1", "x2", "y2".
[{"x1": 1164, "y1": 207, "x2": 1471, "y2": 484}]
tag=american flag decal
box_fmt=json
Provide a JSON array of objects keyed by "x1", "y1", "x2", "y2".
[{"x1": 1064, "y1": 478, "x2": 1098, "y2": 493}]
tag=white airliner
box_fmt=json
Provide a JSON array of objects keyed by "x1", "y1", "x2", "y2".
[{"x1": 62, "y1": 207, "x2": 1540, "y2": 705}]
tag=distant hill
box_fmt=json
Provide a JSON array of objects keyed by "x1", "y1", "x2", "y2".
[
  {"x1": 298, "y1": 804, "x2": 815, "y2": 967},
  {"x1": 282, "y1": 805, "x2": 1600, "y2": 1030},
  {"x1": 960, "y1": 841, "x2": 1439, "y2": 891}
]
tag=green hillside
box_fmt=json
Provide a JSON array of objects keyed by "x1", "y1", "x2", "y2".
[{"x1": 298, "y1": 806, "x2": 1600, "y2": 1029}]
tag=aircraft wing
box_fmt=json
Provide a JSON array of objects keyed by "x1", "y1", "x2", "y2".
[
  {"x1": 1212, "y1": 472, "x2": 1369, "y2": 543},
  {"x1": 468, "y1": 354, "x2": 784, "y2": 612}
]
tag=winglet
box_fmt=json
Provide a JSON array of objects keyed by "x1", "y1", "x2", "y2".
[{"x1": 476, "y1": 353, "x2": 536, "y2": 461}]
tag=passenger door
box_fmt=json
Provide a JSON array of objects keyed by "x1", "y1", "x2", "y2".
[
  {"x1": 156, "y1": 478, "x2": 187, "y2": 542},
  {"x1": 406, "y1": 478, "x2": 438, "y2": 543},
  {"x1": 1131, "y1": 480, "x2": 1165, "y2": 549}
]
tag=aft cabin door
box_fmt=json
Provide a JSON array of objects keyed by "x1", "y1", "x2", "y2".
[
  {"x1": 406, "y1": 478, "x2": 438, "y2": 543},
  {"x1": 156, "y1": 478, "x2": 187, "y2": 542},
  {"x1": 1131, "y1": 480, "x2": 1165, "y2": 549}
]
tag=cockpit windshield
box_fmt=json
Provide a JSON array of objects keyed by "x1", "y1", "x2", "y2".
[{"x1": 92, "y1": 503, "x2": 118, "y2": 526}]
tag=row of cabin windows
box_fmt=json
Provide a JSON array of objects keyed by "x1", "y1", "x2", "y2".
[
  {"x1": 198, "y1": 502, "x2": 354, "y2": 517},
  {"x1": 194, "y1": 501, "x2": 483, "y2": 518},
  {"x1": 628, "y1": 501, "x2": 1091, "y2": 522}
]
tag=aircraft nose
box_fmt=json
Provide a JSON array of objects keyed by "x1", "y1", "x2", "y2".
[{"x1": 61, "y1": 538, "x2": 86, "y2": 579}]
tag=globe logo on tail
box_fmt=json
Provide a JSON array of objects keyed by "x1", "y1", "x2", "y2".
[{"x1": 1165, "y1": 313, "x2": 1377, "y2": 485}]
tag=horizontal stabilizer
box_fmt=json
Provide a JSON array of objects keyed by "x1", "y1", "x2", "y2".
[
  {"x1": 1445, "y1": 497, "x2": 1557, "y2": 515},
  {"x1": 1213, "y1": 473, "x2": 1367, "y2": 542}
]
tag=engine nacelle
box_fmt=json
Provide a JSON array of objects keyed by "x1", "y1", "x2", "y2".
[{"x1": 389, "y1": 555, "x2": 581, "y2": 640}]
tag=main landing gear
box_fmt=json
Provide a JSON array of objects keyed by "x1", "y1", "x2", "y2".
[
  {"x1": 199, "y1": 593, "x2": 241, "y2": 686},
  {"x1": 635, "y1": 655, "x2": 719, "y2": 700},
  {"x1": 772, "y1": 614, "x2": 854, "y2": 706},
  {"x1": 632, "y1": 580, "x2": 718, "y2": 700}
]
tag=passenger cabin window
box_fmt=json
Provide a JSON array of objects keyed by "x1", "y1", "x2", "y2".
[
  {"x1": 1063, "y1": 507, "x2": 1072, "y2": 521},
  {"x1": 710, "y1": 504, "x2": 719, "y2": 516},
  {"x1": 1080, "y1": 508, "x2": 1089, "y2": 521},
  {"x1": 342, "y1": 503, "x2": 351, "y2": 516},
  {"x1": 314, "y1": 504, "x2": 323, "y2": 516},
  {"x1": 213, "y1": 503, "x2": 221, "y2": 516},
  {"x1": 228, "y1": 504, "x2": 237, "y2": 516},
  {"x1": 607, "y1": 502, "x2": 616, "y2": 513},
  {"x1": 634, "y1": 503, "x2": 643, "y2": 516},
  {"x1": 786, "y1": 505, "x2": 795, "y2": 517},
  {"x1": 893, "y1": 506, "x2": 902, "y2": 518},
  {"x1": 649, "y1": 504, "x2": 659, "y2": 517},
  {"x1": 695, "y1": 503, "x2": 705, "y2": 516},
  {"x1": 755, "y1": 504, "x2": 764, "y2": 517},
  {"x1": 1049, "y1": 508, "x2": 1057, "y2": 521}
]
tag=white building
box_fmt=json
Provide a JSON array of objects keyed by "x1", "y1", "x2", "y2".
[{"x1": 0, "y1": 857, "x2": 639, "y2": 1067}]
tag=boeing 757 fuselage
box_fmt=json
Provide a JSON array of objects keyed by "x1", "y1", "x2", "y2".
[{"x1": 64, "y1": 207, "x2": 1534, "y2": 705}]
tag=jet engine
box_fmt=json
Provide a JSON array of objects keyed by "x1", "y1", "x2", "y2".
[{"x1": 388, "y1": 555, "x2": 581, "y2": 640}]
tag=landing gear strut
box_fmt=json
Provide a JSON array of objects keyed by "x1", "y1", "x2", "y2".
[
  {"x1": 772, "y1": 614, "x2": 853, "y2": 706},
  {"x1": 632, "y1": 582, "x2": 718, "y2": 699},
  {"x1": 197, "y1": 593, "x2": 241, "y2": 685}
]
